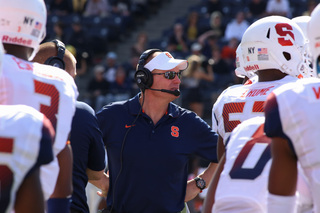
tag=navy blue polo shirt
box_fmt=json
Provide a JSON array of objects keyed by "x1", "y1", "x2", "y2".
[
  {"x1": 96, "y1": 94, "x2": 218, "y2": 213},
  {"x1": 70, "y1": 101, "x2": 106, "y2": 213}
]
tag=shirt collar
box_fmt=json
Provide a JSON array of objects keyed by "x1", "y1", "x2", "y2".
[{"x1": 128, "y1": 93, "x2": 180, "y2": 118}]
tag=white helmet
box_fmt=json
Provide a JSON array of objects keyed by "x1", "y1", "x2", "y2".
[
  {"x1": 0, "y1": 0, "x2": 47, "y2": 60},
  {"x1": 235, "y1": 43, "x2": 255, "y2": 78},
  {"x1": 292, "y1": 16, "x2": 311, "y2": 33},
  {"x1": 308, "y1": 3, "x2": 320, "y2": 77},
  {"x1": 240, "y1": 16, "x2": 310, "y2": 78},
  {"x1": 292, "y1": 16, "x2": 316, "y2": 77}
]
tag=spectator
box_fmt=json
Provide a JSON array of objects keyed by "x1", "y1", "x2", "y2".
[
  {"x1": 221, "y1": 37, "x2": 239, "y2": 67},
  {"x1": 83, "y1": 0, "x2": 110, "y2": 17},
  {"x1": 167, "y1": 23, "x2": 189, "y2": 56},
  {"x1": 224, "y1": 11, "x2": 249, "y2": 42},
  {"x1": 110, "y1": 0, "x2": 131, "y2": 16},
  {"x1": 66, "y1": 18, "x2": 90, "y2": 54},
  {"x1": 199, "y1": 35, "x2": 220, "y2": 59},
  {"x1": 87, "y1": 65, "x2": 110, "y2": 111},
  {"x1": 109, "y1": 65, "x2": 133, "y2": 102},
  {"x1": 48, "y1": 0, "x2": 74, "y2": 16},
  {"x1": 198, "y1": 11, "x2": 225, "y2": 42},
  {"x1": 72, "y1": 0, "x2": 87, "y2": 15},
  {"x1": 52, "y1": 21, "x2": 67, "y2": 43},
  {"x1": 131, "y1": 32, "x2": 148, "y2": 57},
  {"x1": 205, "y1": 0, "x2": 223, "y2": 15},
  {"x1": 303, "y1": 0, "x2": 317, "y2": 16},
  {"x1": 181, "y1": 55, "x2": 214, "y2": 118},
  {"x1": 189, "y1": 42, "x2": 207, "y2": 66},
  {"x1": 184, "y1": 11, "x2": 201, "y2": 43},
  {"x1": 103, "y1": 51, "x2": 119, "y2": 83},
  {"x1": 266, "y1": 0, "x2": 291, "y2": 18},
  {"x1": 207, "y1": 47, "x2": 233, "y2": 90},
  {"x1": 246, "y1": 0, "x2": 267, "y2": 21}
]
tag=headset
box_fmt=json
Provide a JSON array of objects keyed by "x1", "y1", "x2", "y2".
[
  {"x1": 134, "y1": 48, "x2": 162, "y2": 92},
  {"x1": 44, "y1": 39, "x2": 66, "y2": 70},
  {"x1": 134, "y1": 48, "x2": 180, "y2": 96}
]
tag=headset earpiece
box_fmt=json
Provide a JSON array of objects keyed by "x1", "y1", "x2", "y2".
[
  {"x1": 134, "y1": 49, "x2": 162, "y2": 92},
  {"x1": 44, "y1": 39, "x2": 66, "y2": 70}
]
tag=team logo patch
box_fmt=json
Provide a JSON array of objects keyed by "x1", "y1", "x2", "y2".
[
  {"x1": 165, "y1": 52, "x2": 173, "y2": 58},
  {"x1": 171, "y1": 126, "x2": 179, "y2": 138}
]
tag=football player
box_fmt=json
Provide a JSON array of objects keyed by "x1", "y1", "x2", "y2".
[
  {"x1": 211, "y1": 15, "x2": 310, "y2": 160},
  {"x1": 203, "y1": 15, "x2": 311, "y2": 213},
  {"x1": 0, "y1": 41, "x2": 55, "y2": 213},
  {"x1": 265, "y1": 4, "x2": 320, "y2": 212},
  {"x1": 0, "y1": 0, "x2": 78, "y2": 212},
  {"x1": 32, "y1": 40, "x2": 108, "y2": 213}
]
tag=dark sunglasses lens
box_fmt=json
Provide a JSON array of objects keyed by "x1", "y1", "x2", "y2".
[
  {"x1": 165, "y1": 71, "x2": 175, "y2": 79},
  {"x1": 165, "y1": 71, "x2": 181, "y2": 79}
]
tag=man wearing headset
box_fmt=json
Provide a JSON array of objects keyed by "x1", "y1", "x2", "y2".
[
  {"x1": 32, "y1": 40, "x2": 109, "y2": 213},
  {"x1": 96, "y1": 49, "x2": 219, "y2": 213}
]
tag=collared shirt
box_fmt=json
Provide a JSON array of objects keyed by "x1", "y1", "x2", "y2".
[
  {"x1": 96, "y1": 94, "x2": 218, "y2": 213},
  {"x1": 70, "y1": 101, "x2": 106, "y2": 213}
]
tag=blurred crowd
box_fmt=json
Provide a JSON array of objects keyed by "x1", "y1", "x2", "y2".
[{"x1": 43, "y1": 0, "x2": 318, "y2": 121}]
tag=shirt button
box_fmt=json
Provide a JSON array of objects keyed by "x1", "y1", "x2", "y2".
[{"x1": 152, "y1": 130, "x2": 155, "y2": 133}]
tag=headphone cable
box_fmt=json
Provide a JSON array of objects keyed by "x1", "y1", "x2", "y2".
[{"x1": 109, "y1": 92, "x2": 145, "y2": 212}]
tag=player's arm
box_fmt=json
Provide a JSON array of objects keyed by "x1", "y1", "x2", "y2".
[
  {"x1": 268, "y1": 137, "x2": 297, "y2": 212},
  {"x1": 87, "y1": 168, "x2": 109, "y2": 197},
  {"x1": 202, "y1": 153, "x2": 226, "y2": 213},
  {"x1": 217, "y1": 134, "x2": 225, "y2": 161},
  {"x1": 47, "y1": 143, "x2": 73, "y2": 213},
  {"x1": 14, "y1": 168, "x2": 44, "y2": 213},
  {"x1": 185, "y1": 162, "x2": 218, "y2": 202}
]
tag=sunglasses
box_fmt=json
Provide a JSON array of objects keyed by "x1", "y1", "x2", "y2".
[{"x1": 152, "y1": 71, "x2": 183, "y2": 80}]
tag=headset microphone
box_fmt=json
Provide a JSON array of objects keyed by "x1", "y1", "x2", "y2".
[{"x1": 149, "y1": 88, "x2": 181, "y2": 96}]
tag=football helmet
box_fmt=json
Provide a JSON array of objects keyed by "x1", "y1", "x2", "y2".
[
  {"x1": 292, "y1": 16, "x2": 311, "y2": 33},
  {"x1": 308, "y1": 3, "x2": 320, "y2": 77},
  {"x1": 235, "y1": 44, "x2": 255, "y2": 78},
  {"x1": 292, "y1": 16, "x2": 315, "y2": 77},
  {"x1": 240, "y1": 16, "x2": 310, "y2": 78},
  {"x1": 0, "y1": 0, "x2": 47, "y2": 60}
]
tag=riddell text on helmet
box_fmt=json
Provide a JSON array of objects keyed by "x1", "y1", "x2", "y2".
[
  {"x1": 244, "y1": 64, "x2": 259, "y2": 71},
  {"x1": 2, "y1": 35, "x2": 32, "y2": 46}
]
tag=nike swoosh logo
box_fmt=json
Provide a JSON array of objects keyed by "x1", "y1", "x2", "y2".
[{"x1": 125, "y1": 124, "x2": 136, "y2": 128}]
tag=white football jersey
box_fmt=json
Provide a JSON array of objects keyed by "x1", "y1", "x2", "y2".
[
  {"x1": 212, "y1": 75, "x2": 297, "y2": 144},
  {"x1": 0, "y1": 54, "x2": 78, "y2": 200},
  {"x1": 213, "y1": 116, "x2": 270, "y2": 213},
  {"x1": 0, "y1": 105, "x2": 54, "y2": 213},
  {"x1": 266, "y1": 77, "x2": 320, "y2": 212}
]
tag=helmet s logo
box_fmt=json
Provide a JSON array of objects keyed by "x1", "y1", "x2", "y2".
[
  {"x1": 171, "y1": 126, "x2": 179, "y2": 138},
  {"x1": 275, "y1": 23, "x2": 295, "y2": 46}
]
